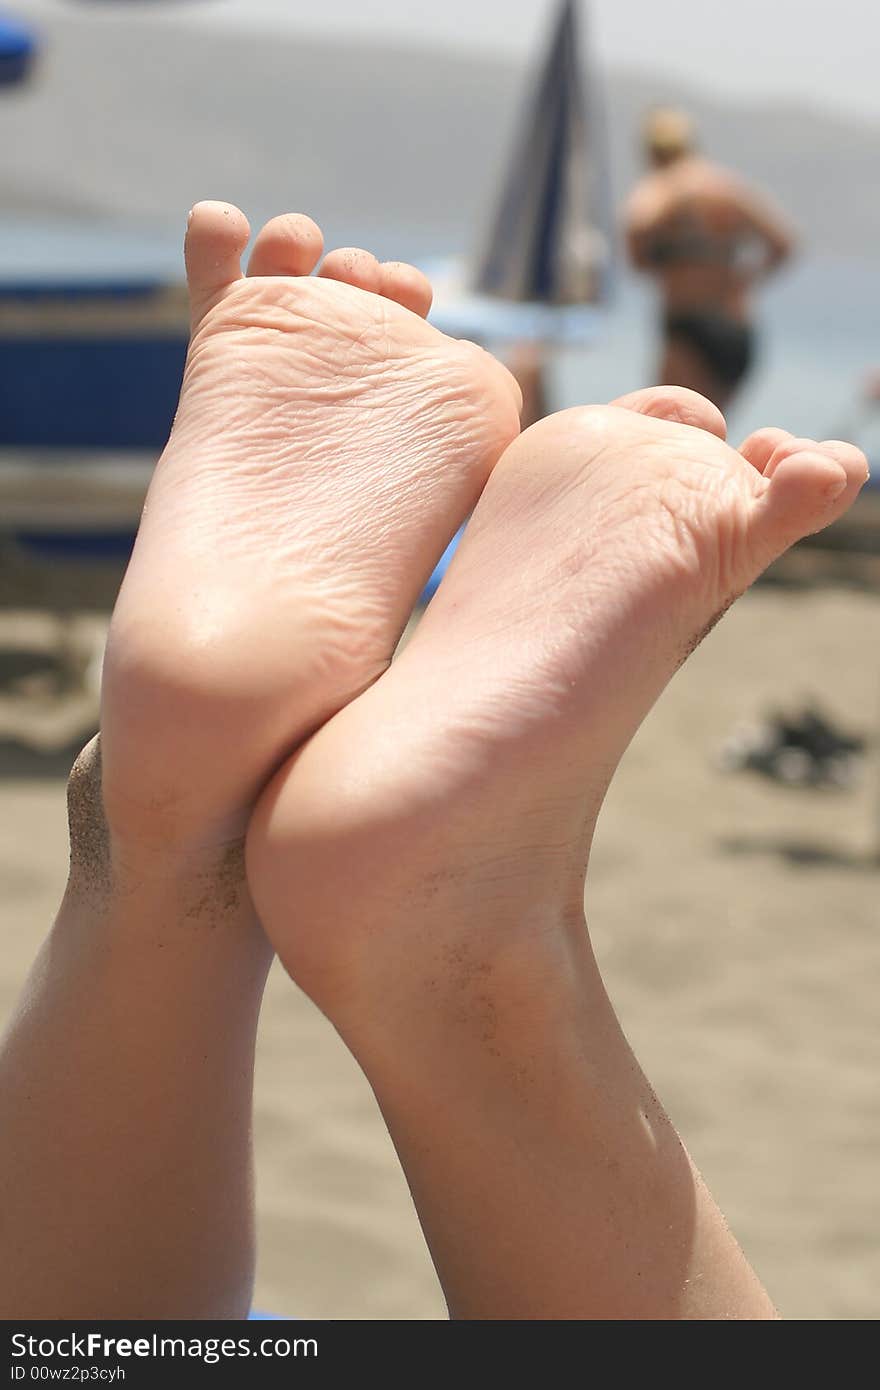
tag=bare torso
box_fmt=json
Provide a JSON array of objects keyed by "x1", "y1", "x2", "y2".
[
  {"x1": 625, "y1": 156, "x2": 791, "y2": 319},
  {"x1": 624, "y1": 155, "x2": 794, "y2": 407}
]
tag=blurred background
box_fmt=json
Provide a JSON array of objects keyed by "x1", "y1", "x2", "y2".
[{"x1": 0, "y1": 0, "x2": 878, "y2": 1320}]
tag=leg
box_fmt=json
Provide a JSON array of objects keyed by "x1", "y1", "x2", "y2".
[
  {"x1": 660, "y1": 334, "x2": 729, "y2": 411},
  {"x1": 0, "y1": 205, "x2": 518, "y2": 1316},
  {"x1": 0, "y1": 739, "x2": 271, "y2": 1317},
  {"x1": 248, "y1": 388, "x2": 867, "y2": 1318}
]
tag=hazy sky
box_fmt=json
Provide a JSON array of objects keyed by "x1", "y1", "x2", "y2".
[{"x1": 21, "y1": 0, "x2": 880, "y2": 124}]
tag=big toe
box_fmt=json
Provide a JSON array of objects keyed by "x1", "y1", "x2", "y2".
[
  {"x1": 246, "y1": 213, "x2": 324, "y2": 278},
  {"x1": 611, "y1": 385, "x2": 727, "y2": 439},
  {"x1": 185, "y1": 201, "x2": 250, "y2": 326},
  {"x1": 753, "y1": 436, "x2": 868, "y2": 552}
]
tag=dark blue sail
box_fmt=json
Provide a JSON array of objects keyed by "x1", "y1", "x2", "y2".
[{"x1": 473, "y1": 0, "x2": 610, "y2": 305}]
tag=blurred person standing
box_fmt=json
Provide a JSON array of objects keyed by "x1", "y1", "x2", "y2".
[{"x1": 625, "y1": 108, "x2": 795, "y2": 411}]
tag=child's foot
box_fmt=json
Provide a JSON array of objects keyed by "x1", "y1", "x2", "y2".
[
  {"x1": 100, "y1": 202, "x2": 520, "y2": 851},
  {"x1": 247, "y1": 388, "x2": 867, "y2": 1026}
]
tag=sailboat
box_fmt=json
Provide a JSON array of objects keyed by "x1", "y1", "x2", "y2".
[
  {"x1": 431, "y1": 0, "x2": 611, "y2": 345},
  {"x1": 424, "y1": 0, "x2": 611, "y2": 598}
]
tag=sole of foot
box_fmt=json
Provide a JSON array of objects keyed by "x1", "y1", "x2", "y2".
[
  {"x1": 247, "y1": 387, "x2": 868, "y2": 1027},
  {"x1": 100, "y1": 202, "x2": 521, "y2": 852}
]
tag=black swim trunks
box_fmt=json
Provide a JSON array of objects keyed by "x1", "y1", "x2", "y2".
[{"x1": 664, "y1": 310, "x2": 754, "y2": 390}]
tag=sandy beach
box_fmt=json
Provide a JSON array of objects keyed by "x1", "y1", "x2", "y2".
[{"x1": 1, "y1": 577, "x2": 878, "y2": 1321}]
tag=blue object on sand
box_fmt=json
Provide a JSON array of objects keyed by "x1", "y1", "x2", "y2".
[{"x1": 420, "y1": 525, "x2": 464, "y2": 604}]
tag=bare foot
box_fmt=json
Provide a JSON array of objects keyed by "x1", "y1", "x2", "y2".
[
  {"x1": 100, "y1": 202, "x2": 520, "y2": 852},
  {"x1": 247, "y1": 387, "x2": 868, "y2": 1020}
]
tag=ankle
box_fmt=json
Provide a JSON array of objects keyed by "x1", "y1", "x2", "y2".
[
  {"x1": 268, "y1": 858, "x2": 592, "y2": 1056},
  {"x1": 65, "y1": 737, "x2": 271, "y2": 968},
  {"x1": 341, "y1": 904, "x2": 605, "y2": 1086}
]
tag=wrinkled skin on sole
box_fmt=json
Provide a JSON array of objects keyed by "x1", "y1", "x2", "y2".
[
  {"x1": 246, "y1": 390, "x2": 869, "y2": 1015},
  {"x1": 99, "y1": 203, "x2": 520, "y2": 851}
]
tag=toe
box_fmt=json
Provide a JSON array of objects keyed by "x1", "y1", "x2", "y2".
[
  {"x1": 318, "y1": 247, "x2": 383, "y2": 295},
  {"x1": 739, "y1": 427, "x2": 794, "y2": 472},
  {"x1": 611, "y1": 385, "x2": 727, "y2": 439},
  {"x1": 378, "y1": 261, "x2": 434, "y2": 317},
  {"x1": 763, "y1": 436, "x2": 823, "y2": 479},
  {"x1": 754, "y1": 439, "x2": 867, "y2": 550},
  {"x1": 818, "y1": 440, "x2": 871, "y2": 489},
  {"x1": 185, "y1": 201, "x2": 250, "y2": 325},
  {"x1": 762, "y1": 434, "x2": 867, "y2": 498},
  {"x1": 246, "y1": 213, "x2": 324, "y2": 278}
]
